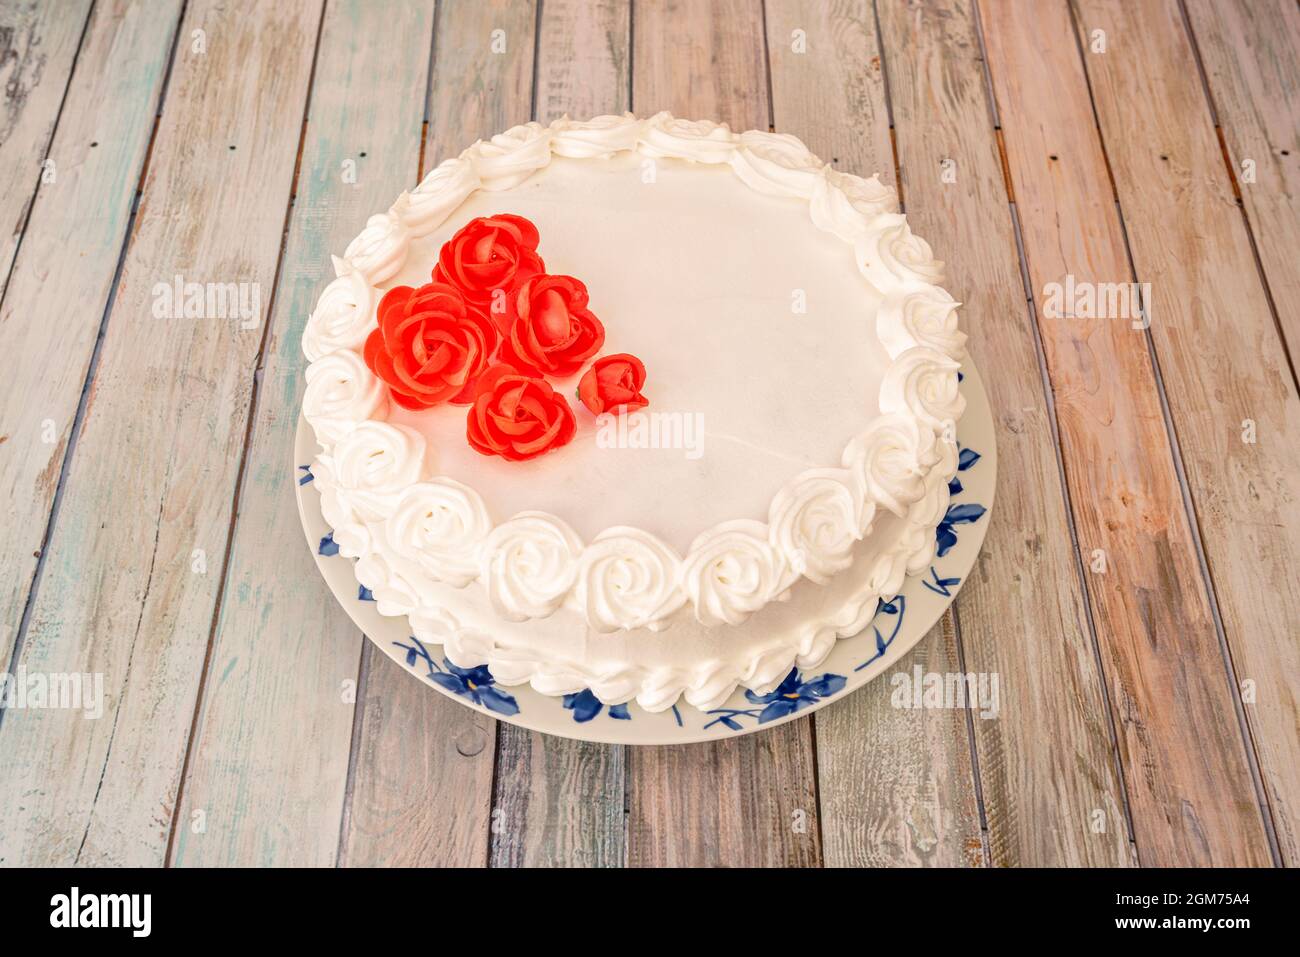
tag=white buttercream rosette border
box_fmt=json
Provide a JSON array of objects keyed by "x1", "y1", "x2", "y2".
[{"x1": 301, "y1": 112, "x2": 966, "y2": 645}]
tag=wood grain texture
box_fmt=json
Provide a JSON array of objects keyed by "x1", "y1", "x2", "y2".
[
  {"x1": 625, "y1": 0, "x2": 822, "y2": 868},
  {"x1": 488, "y1": 0, "x2": 630, "y2": 870},
  {"x1": 490, "y1": 732, "x2": 625, "y2": 867},
  {"x1": 630, "y1": 0, "x2": 769, "y2": 128},
  {"x1": 765, "y1": 0, "x2": 985, "y2": 868},
  {"x1": 171, "y1": 0, "x2": 436, "y2": 868},
  {"x1": 339, "y1": 0, "x2": 537, "y2": 867},
  {"x1": 979, "y1": 0, "x2": 1272, "y2": 866},
  {"x1": 340, "y1": 651, "x2": 496, "y2": 867},
  {"x1": 0, "y1": 0, "x2": 179, "y2": 681},
  {"x1": 1184, "y1": 0, "x2": 1300, "y2": 362},
  {"x1": 766, "y1": 0, "x2": 892, "y2": 176},
  {"x1": 1074, "y1": 0, "x2": 1300, "y2": 866},
  {"x1": 0, "y1": 0, "x2": 322, "y2": 867},
  {"x1": 0, "y1": 0, "x2": 92, "y2": 300},
  {"x1": 877, "y1": 0, "x2": 1131, "y2": 868},
  {"x1": 534, "y1": 0, "x2": 630, "y2": 123},
  {"x1": 818, "y1": 614, "x2": 985, "y2": 866}
]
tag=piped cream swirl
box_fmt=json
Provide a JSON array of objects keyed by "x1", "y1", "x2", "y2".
[
  {"x1": 302, "y1": 258, "x2": 374, "y2": 362},
  {"x1": 550, "y1": 113, "x2": 643, "y2": 158},
  {"x1": 386, "y1": 478, "x2": 493, "y2": 587},
  {"x1": 681, "y1": 520, "x2": 786, "y2": 627},
  {"x1": 768, "y1": 468, "x2": 863, "y2": 586},
  {"x1": 842, "y1": 414, "x2": 937, "y2": 517},
  {"x1": 343, "y1": 204, "x2": 410, "y2": 285},
  {"x1": 880, "y1": 346, "x2": 965, "y2": 432},
  {"x1": 877, "y1": 286, "x2": 966, "y2": 361},
  {"x1": 468, "y1": 122, "x2": 553, "y2": 190},
  {"x1": 401, "y1": 156, "x2": 479, "y2": 236},
  {"x1": 480, "y1": 512, "x2": 583, "y2": 621},
  {"x1": 575, "y1": 527, "x2": 686, "y2": 633},
  {"x1": 331, "y1": 422, "x2": 427, "y2": 523},
  {"x1": 639, "y1": 112, "x2": 737, "y2": 164},
  {"x1": 729, "y1": 130, "x2": 823, "y2": 198},
  {"x1": 855, "y1": 212, "x2": 945, "y2": 291},
  {"x1": 303, "y1": 349, "x2": 387, "y2": 447}
]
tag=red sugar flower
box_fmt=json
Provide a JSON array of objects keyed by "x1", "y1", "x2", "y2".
[
  {"x1": 363, "y1": 282, "x2": 498, "y2": 410},
  {"x1": 432, "y1": 214, "x2": 545, "y2": 332},
  {"x1": 466, "y1": 363, "x2": 577, "y2": 462},
  {"x1": 500, "y1": 274, "x2": 605, "y2": 378},
  {"x1": 578, "y1": 353, "x2": 649, "y2": 415}
]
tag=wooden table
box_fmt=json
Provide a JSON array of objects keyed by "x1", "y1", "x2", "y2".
[{"x1": 0, "y1": 0, "x2": 1295, "y2": 868}]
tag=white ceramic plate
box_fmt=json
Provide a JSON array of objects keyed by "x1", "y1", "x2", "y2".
[{"x1": 294, "y1": 363, "x2": 996, "y2": 744}]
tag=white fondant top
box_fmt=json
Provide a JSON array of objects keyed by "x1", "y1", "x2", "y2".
[{"x1": 302, "y1": 114, "x2": 963, "y2": 636}]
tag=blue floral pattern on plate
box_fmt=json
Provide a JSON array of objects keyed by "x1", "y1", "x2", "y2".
[
  {"x1": 704, "y1": 667, "x2": 848, "y2": 730},
  {"x1": 392, "y1": 635, "x2": 520, "y2": 717},
  {"x1": 563, "y1": 688, "x2": 631, "y2": 723}
]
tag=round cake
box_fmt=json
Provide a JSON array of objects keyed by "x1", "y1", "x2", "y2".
[{"x1": 301, "y1": 113, "x2": 966, "y2": 712}]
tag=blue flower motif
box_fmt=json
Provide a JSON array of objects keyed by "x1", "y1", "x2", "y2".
[
  {"x1": 922, "y1": 566, "x2": 962, "y2": 597},
  {"x1": 393, "y1": 637, "x2": 520, "y2": 717},
  {"x1": 562, "y1": 688, "x2": 631, "y2": 723},
  {"x1": 856, "y1": 595, "x2": 906, "y2": 671},
  {"x1": 358, "y1": 585, "x2": 374, "y2": 601},
  {"x1": 298, "y1": 464, "x2": 314, "y2": 485},
  {"x1": 935, "y1": 503, "x2": 987, "y2": 557},
  {"x1": 318, "y1": 531, "x2": 339, "y2": 556},
  {"x1": 428, "y1": 660, "x2": 520, "y2": 717},
  {"x1": 948, "y1": 446, "x2": 981, "y2": 495},
  {"x1": 705, "y1": 667, "x2": 847, "y2": 730},
  {"x1": 744, "y1": 668, "x2": 847, "y2": 723}
]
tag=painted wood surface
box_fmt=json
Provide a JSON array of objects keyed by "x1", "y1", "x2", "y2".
[
  {"x1": 171, "y1": 0, "x2": 436, "y2": 868},
  {"x1": 765, "y1": 0, "x2": 985, "y2": 868},
  {"x1": 1073, "y1": 0, "x2": 1299, "y2": 866},
  {"x1": 1185, "y1": 0, "x2": 1300, "y2": 363},
  {"x1": 338, "y1": 0, "x2": 537, "y2": 867},
  {"x1": 489, "y1": 0, "x2": 631, "y2": 870},
  {"x1": 0, "y1": 0, "x2": 322, "y2": 867},
  {"x1": 0, "y1": 0, "x2": 92, "y2": 302},
  {"x1": 0, "y1": 0, "x2": 179, "y2": 696},
  {"x1": 624, "y1": 0, "x2": 822, "y2": 868},
  {"x1": 979, "y1": 0, "x2": 1272, "y2": 867},
  {"x1": 877, "y1": 0, "x2": 1130, "y2": 869}
]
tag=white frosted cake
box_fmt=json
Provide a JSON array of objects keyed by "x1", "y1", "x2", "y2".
[{"x1": 301, "y1": 114, "x2": 965, "y2": 713}]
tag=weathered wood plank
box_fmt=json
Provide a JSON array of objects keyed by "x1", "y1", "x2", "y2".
[
  {"x1": 534, "y1": 0, "x2": 630, "y2": 123},
  {"x1": 765, "y1": 0, "x2": 986, "y2": 868},
  {"x1": 873, "y1": 0, "x2": 1132, "y2": 868},
  {"x1": 171, "y1": 0, "x2": 436, "y2": 868},
  {"x1": 0, "y1": 0, "x2": 92, "y2": 301},
  {"x1": 340, "y1": 651, "x2": 496, "y2": 867},
  {"x1": 1184, "y1": 0, "x2": 1300, "y2": 362},
  {"x1": 625, "y1": 0, "x2": 822, "y2": 868},
  {"x1": 339, "y1": 0, "x2": 537, "y2": 868},
  {"x1": 0, "y1": 0, "x2": 179, "y2": 682},
  {"x1": 488, "y1": 0, "x2": 630, "y2": 870},
  {"x1": 979, "y1": 0, "x2": 1272, "y2": 866},
  {"x1": 0, "y1": 0, "x2": 322, "y2": 867},
  {"x1": 1074, "y1": 0, "x2": 1299, "y2": 867}
]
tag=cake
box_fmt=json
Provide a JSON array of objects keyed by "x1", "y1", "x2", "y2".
[{"x1": 301, "y1": 114, "x2": 966, "y2": 713}]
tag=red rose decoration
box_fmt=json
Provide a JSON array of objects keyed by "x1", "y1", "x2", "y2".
[
  {"x1": 499, "y1": 274, "x2": 606, "y2": 378},
  {"x1": 432, "y1": 214, "x2": 544, "y2": 331},
  {"x1": 467, "y1": 364, "x2": 578, "y2": 462},
  {"x1": 578, "y1": 354, "x2": 649, "y2": 415},
  {"x1": 363, "y1": 282, "x2": 499, "y2": 410}
]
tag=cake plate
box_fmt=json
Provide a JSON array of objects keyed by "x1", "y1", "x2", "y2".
[{"x1": 294, "y1": 362, "x2": 996, "y2": 745}]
